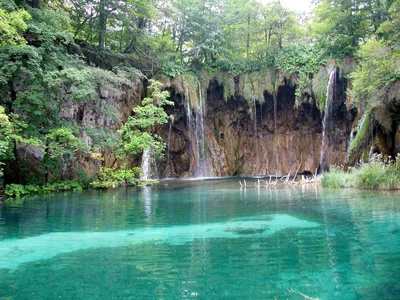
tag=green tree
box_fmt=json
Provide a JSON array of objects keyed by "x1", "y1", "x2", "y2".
[
  {"x1": 0, "y1": 3, "x2": 140, "y2": 185},
  {"x1": 349, "y1": 39, "x2": 400, "y2": 108},
  {"x1": 117, "y1": 79, "x2": 173, "y2": 159},
  {"x1": 0, "y1": 8, "x2": 30, "y2": 46},
  {"x1": 0, "y1": 106, "x2": 38, "y2": 186},
  {"x1": 42, "y1": 127, "x2": 88, "y2": 183},
  {"x1": 311, "y1": 0, "x2": 394, "y2": 57}
]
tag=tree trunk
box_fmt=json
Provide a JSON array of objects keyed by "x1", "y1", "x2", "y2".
[
  {"x1": 98, "y1": 0, "x2": 107, "y2": 49},
  {"x1": 44, "y1": 143, "x2": 50, "y2": 184},
  {"x1": 172, "y1": 24, "x2": 177, "y2": 41},
  {"x1": 124, "y1": 38, "x2": 135, "y2": 54},
  {"x1": 26, "y1": 0, "x2": 40, "y2": 9},
  {"x1": 268, "y1": 28, "x2": 272, "y2": 45},
  {"x1": 246, "y1": 13, "x2": 250, "y2": 60},
  {"x1": 5, "y1": 81, "x2": 20, "y2": 184}
]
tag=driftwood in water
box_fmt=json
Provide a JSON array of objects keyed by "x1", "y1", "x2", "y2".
[
  {"x1": 239, "y1": 170, "x2": 320, "y2": 189},
  {"x1": 289, "y1": 288, "x2": 320, "y2": 300}
]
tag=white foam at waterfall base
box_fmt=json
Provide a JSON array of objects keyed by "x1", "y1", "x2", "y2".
[{"x1": 0, "y1": 214, "x2": 319, "y2": 270}]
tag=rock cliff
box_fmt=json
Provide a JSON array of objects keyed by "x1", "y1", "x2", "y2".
[{"x1": 159, "y1": 71, "x2": 354, "y2": 177}]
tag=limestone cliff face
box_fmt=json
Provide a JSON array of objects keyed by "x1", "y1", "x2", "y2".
[
  {"x1": 365, "y1": 81, "x2": 400, "y2": 160},
  {"x1": 14, "y1": 78, "x2": 143, "y2": 183},
  {"x1": 17, "y1": 70, "x2": 394, "y2": 182},
  {"x1": 160, "y1": 73, "x2": 354, "y2": 177}
]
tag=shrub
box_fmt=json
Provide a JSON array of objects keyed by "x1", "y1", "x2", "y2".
[
  {"x1": 5, "y1": 181, "x2": 83, "y2": 198},
  {"x1": 320, "y1": 166, "x2": 355, "y2": 188},
  {"x1": 90, "y1": 166, "x2": 141, "y2": 189},
  {"x1": 321, "y1": 154, "x2": 400, "y2": 190}
]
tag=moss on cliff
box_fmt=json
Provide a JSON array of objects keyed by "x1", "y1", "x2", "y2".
[
  {"x1": 312, "y1": 67, "x2": 329, "y2": 111},
  {"x1": 347, "y1": 109, "x2": 374, "y2": 165}
]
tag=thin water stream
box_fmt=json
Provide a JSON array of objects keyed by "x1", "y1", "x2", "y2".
[{"x1": 320, "y1": 68, "x2": 337, "y2": 172}]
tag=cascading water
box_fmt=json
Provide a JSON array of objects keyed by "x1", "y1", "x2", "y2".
[
  {"x1": 252, "y1": 93, "x2": 260, "y2": 172},
  {"x1": 349, "y1": 113, "x2": 366, "y2": 146},
  {"x1": 273, "y1": 93, "x2": 278, "y2": 175},
  {"x1": 140, "y1": 148, "x2": 158, "y2": 180},
  {"x1": 273, "y1": 94, "x2": 277, "y2": 132},
  {"x1": 194, "y1": 78, "x2": 209, "y2": 177},
  {"x1": 140, "y1": 149, "x2": 151, "y2": 180},
  {"x1": 183, "y1": 79, "x2": 210, "y2": 178},
  {"x1": 185, "y1": 86, "x2": 193, "y2": 131},
  {"x1": 319, "y1": 68, "x2": 337, "y2": 172},
  {"x1": 166, "y1": 120, "x2": 173, "y2": 176},
  {"x1": 252, "y1": 94, "x2": 257, "y2": 134}
]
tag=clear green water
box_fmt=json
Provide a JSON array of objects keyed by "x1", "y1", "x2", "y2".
[{"x1": 1, "y1": 179, "x2": 400, "y2": 299}]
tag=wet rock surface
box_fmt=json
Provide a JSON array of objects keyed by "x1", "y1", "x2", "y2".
[{"x1": 160, "y1": 76, "x2": 354, "y2": 177}]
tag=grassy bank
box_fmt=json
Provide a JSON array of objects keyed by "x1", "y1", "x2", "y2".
[{"x1": 321, "y1": 154, "x2": 400, "y2": 190}]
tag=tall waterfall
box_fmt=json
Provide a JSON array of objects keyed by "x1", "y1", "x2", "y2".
[
  {"x1": 252, "y1": 93, "x2": 260, "y2": 172},
  {"x1": 319, "y1": 68, "x2": 337, "y2": 172},
  {"x1": 272, "y1": 93, "x2": 278, "y2": 175},
  {"x1": 194, "y1": 78, "x2": 209, "y2": 177},
  {"x1": 184, "y1": 79, "x2": 210, "y2": 178},
  {"x1": 140, "y1": 148, "x2": 158, "y2": 180}
]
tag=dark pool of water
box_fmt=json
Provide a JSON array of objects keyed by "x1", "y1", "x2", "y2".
[{"x1": 0, "y1": 179, "x2": 400, "y2": 299}]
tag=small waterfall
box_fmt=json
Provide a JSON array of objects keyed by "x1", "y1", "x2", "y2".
[
  {"x1": 319, "y1": 68, "x2": 337, "y2": 172},
  {"x1": 252, "y1": 94, "x2": 260, "y2": 173},
  {"x1": 349, "y1": 113, "x2": 366, "y2": 146},
  {"x1": 273, "y1": 93, "x2": 278, "y2": 175},
  {"x1": 166, "y1": 119, "x2": 173, "y2": 176},
  {"x1": 140, "y1": 149, "x2": 151, "y2": 180},
  {"x1": 252, "y1": 94, "x2": 257, "y2": 134},
  {"x1": 140, "y1": 148, "x2": 158, "y2": 180},
  {"x1": 273, "y1": 94, "x2": 277, "y2": 132},
  {"x1": 185, "y1": 86, "x2": 193, "y2": 130}
]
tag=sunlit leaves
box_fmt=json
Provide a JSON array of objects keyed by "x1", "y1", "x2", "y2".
[
  {"x1": 349, "y1": 39, "x2": 400, "y2": 107},
  {"x1": 0, "y1": 8, "x2": 30, "y2": 46}
]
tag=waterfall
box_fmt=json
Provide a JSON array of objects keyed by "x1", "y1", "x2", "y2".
[
  {"x1": 185, "y1": 86, "x2": 193, "y2": 131},
  {"x1": 140, "y1": 148, "x2": 158, "y2": 180},
  {"x1": 140, "y1": 149, "x2": 151, "y2": 180},
  {"x1": 252, "y1": 94, "x2": 260, "y2": 173},
  {"x1": 349, "y1": 113, "x2": 366, "y2": 146},
  {"x1": 166, "y1": 120, "x2": 173, "y2": 177},
  {"x1": 194, "y1": 78, "x2": 209, "y2": 178},
  {"x1": 273, "y1": 93, "x2": 278, "y2": 175},
  {"x1": 252, "y1": 94, "x2": 257, "y2": 134},
  {"x1": 273, "y1": 94, "x2": 277, "y2": 133},
  {"x1": 183, "y1": 78, "x2": 210, "y2": 178},
  {"x1": 319, "y1": 68, "x2": 337, "y2": 172}
]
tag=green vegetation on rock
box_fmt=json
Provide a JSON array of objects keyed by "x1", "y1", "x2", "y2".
[{"x1": 321, "y1": 154, "x2": 400, "y2": 190}]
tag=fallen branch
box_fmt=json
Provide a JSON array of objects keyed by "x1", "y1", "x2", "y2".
[{"x1": 289, "y1": 288, "x2": 320, "y2": 300}]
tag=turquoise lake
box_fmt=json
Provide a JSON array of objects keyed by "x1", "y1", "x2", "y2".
[{"x1": 0, "y1": 179, "x2": 400, "y2": 299}]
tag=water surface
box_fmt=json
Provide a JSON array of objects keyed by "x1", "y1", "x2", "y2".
[{"x1": 0, "y1": 179, "x2": 399, "y2": 299}]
